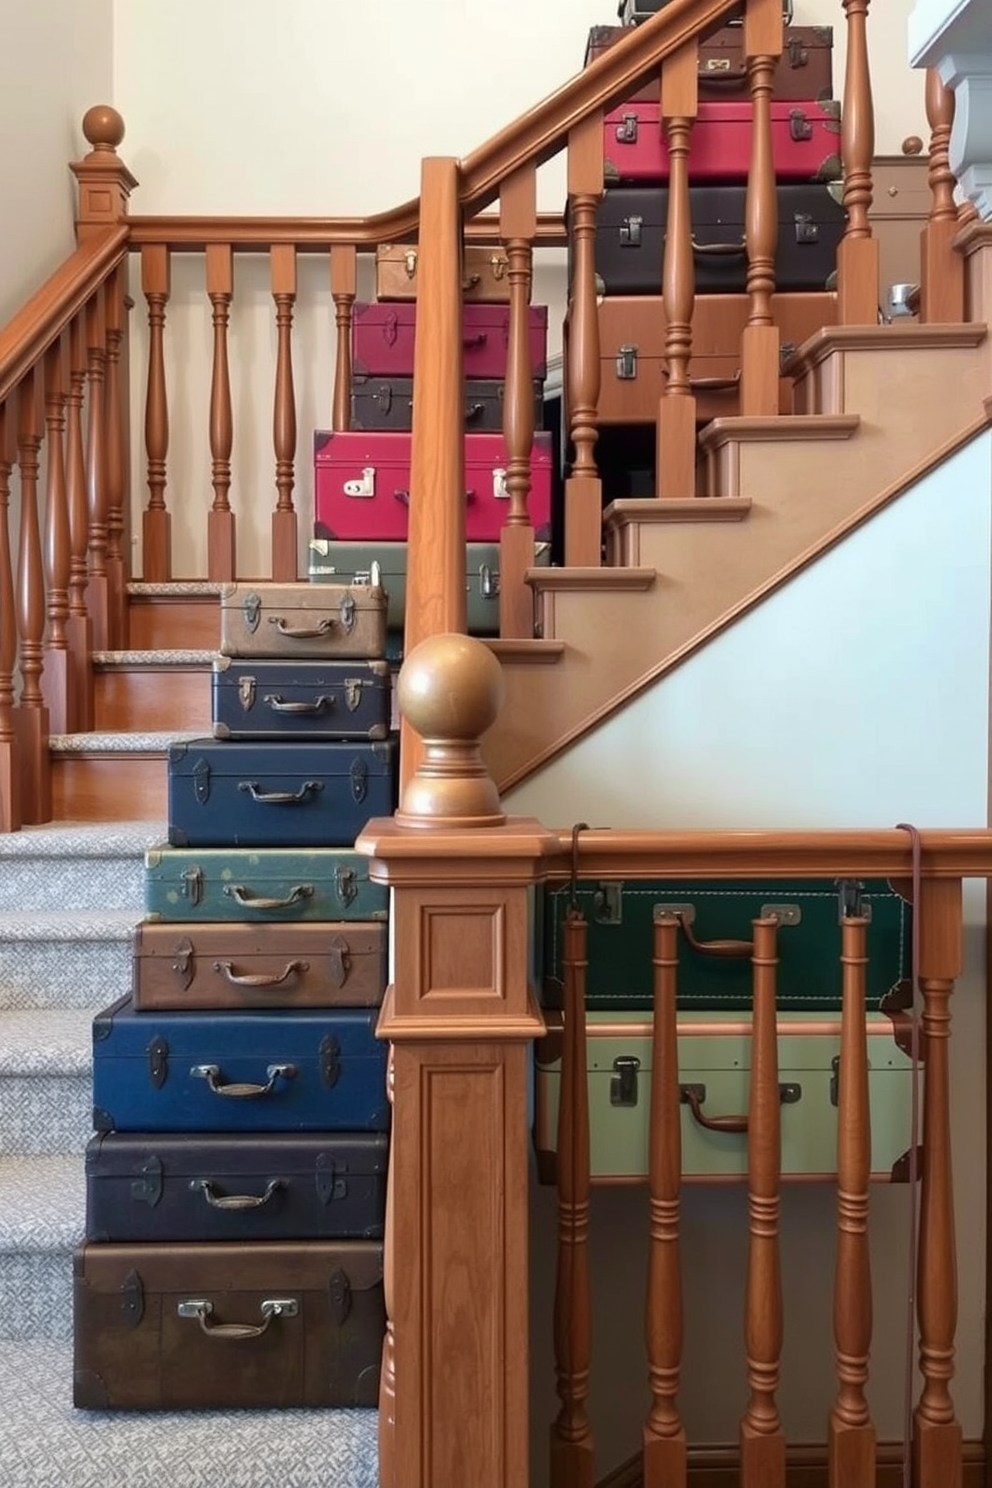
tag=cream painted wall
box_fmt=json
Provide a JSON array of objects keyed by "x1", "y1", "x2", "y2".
[
  {"x1": 507, "y1": 431, "x2": 992, "y2": 1480},
  {"x1": 0, "y1": 0, "x2": 113, "y2": 324}
]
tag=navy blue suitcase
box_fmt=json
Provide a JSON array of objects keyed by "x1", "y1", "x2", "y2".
[
  {"x1": 211, "y1": 657, "x2": 391, "y2": 742},
  {"x1": 85, "y1": 1131, "x2": 389, "y2": 1242},
  {"x1": 167, "y1": 737, "x2": 398, "y2": 848},
  {"x1": 91, "y1": 996, "x2": 389, "y2": 1134}
]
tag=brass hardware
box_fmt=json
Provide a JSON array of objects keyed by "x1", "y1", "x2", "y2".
[
  {"x1": 170, "y1": 936, "x2": 195, "y2": 991},
  {"x1": 793, "y1": 212, "x2": 819, "y2": 245},
  {"x1": 610, "y1": 1055, "x2": 640, "y2": 1107},
  {"x1": 760, "y1": 903, "x2": 802, "y2": 926},
  {"x1": 615, "y1": 112, "x2": 639, "y2": 144},
  {"x1": 615, "y1": 345, "x2": 638, "y2": 380},
  {"x1": 180, "y1": 865, "x2": 203, "y2": 905},
  {"x1": 237, "y1": 675, "x2": 256, "y2": 712},
  {"x1": 242, "y1": 592, "x2": 262, "y2": 632},
  {"x1": 403, "y1": 249, "x2": 417, "y2": 279},
  {"x1": 490, "y1": 254, "x2": 508, "y2": 280},
  {"x1": 343, "y1": 467, "x2": 376, "y2": 498},
  {"x1": 593, "y1": 882, "x2": 623, "y2": 924},
  {"x1": 653, "y1": 902, "x2": 696, "y2": 926},
  {"x1": 620, "y1": 215, "x2": 643, "y2": 247}
]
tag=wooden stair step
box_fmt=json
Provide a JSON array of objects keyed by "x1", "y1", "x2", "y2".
[
  {"x1": 93, "y1": 650, "x2": 215, "y2": 733},
  {"x1": 126, "y1": 582, "x2": 222, "y2": 651},
  {"x1": 49, "y1": 731, "x2": 202, "y2": 824},
  {"x1": 603, "y1": 498, "x2": 752, "y2": 567}
]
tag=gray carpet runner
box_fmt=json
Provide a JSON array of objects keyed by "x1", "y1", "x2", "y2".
[{"x1": 0, "y1": 819, "x2": 379, "y2": 1487}]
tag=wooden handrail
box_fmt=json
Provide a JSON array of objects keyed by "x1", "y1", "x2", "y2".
[{"x1": 125, "y1": 212, "x2": 567, "y2": 250}]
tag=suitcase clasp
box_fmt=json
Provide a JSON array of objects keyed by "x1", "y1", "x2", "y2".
[
  {"x1": 242, "y1": 591, "x2": 262, "y2": 632},
  {"x1": 131, "y1": 1156, "x2": 163, "y2": 1208},
  {"x1": 615, "y1": 345, "x2": 638, "y2": 381},
  {"x1": 615, "y1": 112, "x2": 639, "y2": 144},
  {"x1": 328, "y1": 1267, "x2": 352, "y2": 1326},
  {"x1": 238, "y1": 675, "x2": 256, "y2": 711},
  {"x1": 344, "y1": 466, "x2": 376, "y2": 498},
  {"x1": 315, "y1": 1153, "x2": 348, "y2": 1205},
  {"x1": 170, "y1": 936, "x2": 195, "y2": 991},
  {"x1": 120, "y1": 1269, "x2": 145, "y2": 1329},
  {"x1": 327, "y1": 934, "x2": 352, "y2": 990},
  {"x1": 335, "y1": 864, "x2": 358, "y2": 908},
  {"x1": 320, "y1": 1034, "x2": 341, "y2": 1089},
  {"x1": 479, "y1": 562, "x2": 500, "y2": 601},
  {"x1": 403, "y1": 249, "x2": 418, "y2": 279},
  {"x1": 344, "y1": 679, "x2": 363, "y2": 712},
  {"x1": 788, "y1": 36, "x2": 810, "y2": 68},
  {"x1": 610, "y1": 1055, "x2": 641, "y2": 1108},
  {"x1": 619, "y1": 215, "x2": 643, "y2": 247},
  {"x1": 372, "y1": 383, "x2": 392, "y2": 414},
  {"x1": 490, "y1": 253, "x2": 508, "y2": 280},
  {"x1": 705, "y1": 55, "x2": 733, "y2": 71},
  {"x1": 180, "y1": 865, "x2": 203, "y2": 906},
  {"x1": 789, "y1": 108, "x2": 813, "y2": 142},
  {"x1": 147, "y1": 1034, "x2": 169, "y2": 1090},
  {"x1": 793, "y1": 212, "x2": 819, "y2": 245},
  {"x1": 593, "y1": 882, "x2": 624, "y2": 924},
  {"x1": 192, "y1": 756, "x2": 212, "y2": 805},
  {"x1": 339, "y1": 593, "x2": 357, "y2": 633},
  {"x1": 493, "y1": 466, "x2": 509, "y2": 500},
  {"x1": 350, "y1": 757, "x2": 368, "y2": 804}
]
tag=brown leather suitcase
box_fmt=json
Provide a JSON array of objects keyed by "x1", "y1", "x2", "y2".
[
  {"x1": 73, "y1": 1239, "x2": 385, "y2": 1409},
  {"x1": 584, "y1": 23, "x2": 833, "y2": 103},
  {"x1": 582, "y1": 291, "x2": 836, "y2": 423},
  {"x1": 375, "y1": 242, "x2": 512, "y2": 302},
  {"x1": 131, "y1": 920, "x2": 387, "y2": 1010},
  {"x1": 218, "y1": 580, "x2": 388, "y2": 660}
]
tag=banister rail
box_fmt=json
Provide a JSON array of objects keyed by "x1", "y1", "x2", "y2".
[{"x1": 124, "y1": 212, "x2": 568, "y2": 250}]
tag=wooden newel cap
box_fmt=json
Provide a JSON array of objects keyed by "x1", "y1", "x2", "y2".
[
  {"x1": 395, "y1": 633, "x2": 506, "y2": 828},
  {"x1": 82, "y1": 106, "x2": 126, "y2": 153}
]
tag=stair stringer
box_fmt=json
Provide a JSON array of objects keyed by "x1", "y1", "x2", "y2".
[{"x1": 484, "y1": 330, "x2": 992, "y2": 794}]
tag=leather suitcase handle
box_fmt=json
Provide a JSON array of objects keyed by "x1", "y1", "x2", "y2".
[
  {"x1": 190, "y1": 1062, "x2": 297, "y2": 1098},
  {"x1": 661, "y1": 369, "x2": 741, "y2": 393},
  {"x1": 177, "y1": 1296, "x2": 298, "y2": 1339},
  {"x1": 678, "y1": 913, "x2": 752, "y2": 958},
  {"x1": 699, "y1": 62, "x2": 748, "y2": 82},
  {"x1": 237, "y1": 779, "x2": 323, "y2": 805},
  {"x1": 267, "y1": 615, "x2": 338, "y2": 640},
  {"x1": 691, "y1": 235, "x2": 747, "y2": 256},
  {"x1": 262, "y1": 694, "x2": 335, "y2": 716},
  {"x1": 682, "y1": 1082, "x2": 801, "y2": 1133},
  {"x1": 212, "y1": 958, "x2": 309, "y2": 988},
  {"x1": 224, "y1": 883, "x2": 315, "y2": 910},
  {"x1": 190, "y1": 1176, "x2": 284, "y2": 1210},
  {"x1": 393, "y1": 488, "x2": 477, "y2": 505},
  {"x1": 463, "y1": 332, "x2": 488, "y2": 347}
]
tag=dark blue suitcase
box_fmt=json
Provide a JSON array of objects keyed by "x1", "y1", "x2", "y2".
[
  {"x1": 211, "y1": 657, "x2": 391, "y2": 742},
  {"x1": 91, "y1": 996, "x2": 389, "y2": 1133},
  {"x1": 167, "y1": 737, "x2": 398, "y2": 848},
  {"x1": 143, "y1": 844, "x2": 389, "y2": 923}
]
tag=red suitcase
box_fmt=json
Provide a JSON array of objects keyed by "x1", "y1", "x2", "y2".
[
  {"x1": 313, "y1": 429, "x2": 554, "y2": 542},
  {"x1": 351, "y1": 301, "x2": 549, "y2": 381},
  {"x1": 604, "y1": 99, "x2": 841, "y2": 184}
]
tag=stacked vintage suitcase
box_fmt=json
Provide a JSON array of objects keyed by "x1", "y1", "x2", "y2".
[
  {"x1": 73, "y1": 577, "x2": 397, "y2": 1410},
  {"x1": 578, "y1": 0, "x2": 844, "y2": 489},
  {"x1": 308, "y1": 243, "x2": 555, "y2": 635}
]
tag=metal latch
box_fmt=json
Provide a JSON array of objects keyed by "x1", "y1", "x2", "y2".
[
  {"x1": 615, "y1": 112, "x2": 639, "y2": 144},
  {"x1": 338, "y1": 593, "x2": 356, "y2": 633},
  {"x1": 761, "y1": 903, "x2": 802, "y2": 926},
  {"x1": 146, "y1": 1034, "x2": 169, "y2": 1090},
  {"x1": 344, "y1": 467, "x2": 376, "y2": 498},
  {"x1": 403, "y1": 249, "x2": 418, "y2": 279},
  {"x1": 335, "y1": 864, "x2": 357, "y2": 907},
  {"x1": 837, "y1": 879, "x2": 873, "y2": 922},
  {"x1": 180, "y1": 865, "x2": 203, "y2": 906},
  {"x1": 242, "y1": 592, "x2": 262, "y2": 633},
  {"x1": 328, "y1": 1268, "x2": 352, "y2": 1325},
  {"x1": 350, "y1": 757, "x2": 368, "y2": 804},
  {"x1": 830, "y1": 1055, "x2": 840, "y2": 1106},
  {"x1": 170, "y1": 936, "x2": 195, "y2": 991},
  {"x1": 372, "y1": 383, "x2": 392, "y2": 413},
  {"x1": 238, "y1": 675, "x2": 256, "y2": 712},
  {"x1": 490, "y1": 254, "x2": 508, "y2": 281},
  {"x1": 315, "y1": 1153, "x2": 348, "y2": 1205},
  {"x1": 320, "y1": 1034, "x2": 341, "y2": 1089},
  {"x1": 788, "y1": 36, "x2": 809, "y2": 68},
  {"x1": 479, "y1": 563, "x2": 499, "y2": 599},
  {"x1": 593, "y1": 882, "x2": 624, "y2": 924},
  {"x1": 620, "y1": 215, "x2": 643, "y2": 247},
  {"x1": 615, "y1": 345, "x2": 638, "y2": 381},
  {"x1": 789, "y1": 108, "x2": 813, "y2": 142},
  {"x1": 131, "y1": 1156, "x2": 163, "y2": 1208},
  {"x1": 493, "y1": 467, "x2": 509, "y2": 500},
  {"x1": 610, "y1": 1055, "x2": 641, "y2": 1107},
  {"x1": 344, "y1": 679, "x2": 362, "y2": 712},
  {"x1": 793, "y1": 212, "x2": 819, "y2": 245},
  {"x1": 704, "y1": 55, "x2": 732, "y2": 71}
]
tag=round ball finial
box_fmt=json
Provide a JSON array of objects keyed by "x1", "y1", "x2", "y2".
[
  {"x1": 395, "y1": 633, "x2": 506, "y2": 829},
  {"x1": 902, "y1": 135, "x2": 924, "y2": 156},
  {"x1": 82, "y1": 105, "x2": 125, "y2": 153}
]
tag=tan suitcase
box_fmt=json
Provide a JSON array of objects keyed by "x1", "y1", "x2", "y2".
[
  {"x1": 375, "y1": 242, "x2": 512, "y2": 303},
  {"x1": 218, "y1": 580, "x2": 387, "y2": 660}
]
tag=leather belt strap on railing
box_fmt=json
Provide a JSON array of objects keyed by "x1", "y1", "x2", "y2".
[{"x1": 895, "y1": 822, "x2": 924, "y2": 1488}]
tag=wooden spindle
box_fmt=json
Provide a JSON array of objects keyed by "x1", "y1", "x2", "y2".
[
  {"x1": 103, "y1": 264, "x2": 128, "y2": 648},
  {"x1": 41, "y1": 341, "x2": 73, "y2": 736},
  {"x1": 740, "y1": 916, "x2": 785, "y2": 1488},
  {"x1": 207, "y1": 243, "x2": 236, "y2": 580},
  {"x1": 837, "y1": 0, "x2": 880, "y2": 323},
  {"x1": 915, "y1": 879, "x2": 963, "y2": 1488},
  {"x1": 564, "y1": 112, "x2": 603, "y2": 567},
  {"x1": 0, "y1": 402, "x2": 20, "y2": 833},
  {"x1": 657, "y1": 42, "x2": 698, "y2": 500},
  {"x1": 15, "y1": 370, "x2": 51, "y2": 824},
  {"x1": 643, "y1": 912, "x2": 686, "y2": 1488},
  {"x1": 65, "y1": 315, "x2": 92, "y2": 731},
  {"x1": 84, "y1": 292, "x2": 109, "y2": 652},
  {"x1": 921, "y1": 71, "x2": 965, "y2": 324},
  {"x1": 550, "y1": 907, "x2": 594, "y2": 1488},
  {"x1": 331, "y1": 245, "x2": 357, "y2": 433},
  {"x1": 499, "y1": 164, "x2": 538, "y2": 640},
  {"x1": 742, "y1": 0, "x2": 783, "y2": 415},
  {"x1": 828, "y1": 915, "x2": 875, "y2": 1488},
  {"x1": 271, "y1": 243, "x2": 298, "y2": 581},
  {"x1": 379, "y1": 1042, "x2": 397, "y2": 1488},
  {"x1": 141, "y1": 244, "x2": 171, "y2": 582}
]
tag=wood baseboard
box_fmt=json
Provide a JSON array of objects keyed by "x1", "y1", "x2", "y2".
[{"x1": 595, "y1": 1440, "x2": 985, "y2": 1487}]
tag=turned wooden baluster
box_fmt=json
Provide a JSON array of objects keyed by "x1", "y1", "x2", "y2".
[
  {"x1": 828, "y1": 915, "x2": 875, "y2": 1488},
  {"x1": 742, "y1": 0, "x2": 783, "y2": 416},
  {"x1": 740, "y1": 917, "x2": 785, "y2": 1488},
  {"x1": 837, "y1": 0, "x2": 880, "y2": 324},
  {"x1": 103, "y1": 264, "x2": 128, "y2": 648},
  {"x1": 40, "y1": 341, "x2": 73, "y2": 736},
  {"x1": 657, "y1": 43, "x2": 698, "y2": 500},
  {"x1": 565, "y1": 113, "x2": 603, "y2": 567},
  {"x1": 914, "y1": 878, "x2": 963, "y2": 1488},
  {"x1": 921, "y1": 71, "x2": 966, "y2": 324},
  {"x1": 379, "y1": 1042, "x2": 397, "y2": 1488},
  {"x1": 643, "y1": 912, "x2": 686, "y2": 1488},
  {"x1": 271, "y1": 243, "x2": 298, "y2": 581},
  {"x1": 550, "y1": 907, "x2": 594, "y2": 1488},
  {"x1": 84, "y1": 292, "x2": 110, "y2": 652},
  {"x1": 15, "y1": 371, "x2": 51, "y2": 824},
  {"x1": 499, "y1": 164, "x2": 538, "y2": 639},
  {"x1": 142, "y1": 244, "x2": 171, "y2": 582},
  {"x1": 0, "y1": 402, "x2": 19, "y2": 833},
  {"x1": 331, "y1": 245, "x2": 357, "y2": 433},
  {"x1": 207, "y1": 244, "x2": 236, "y2": 580},
  {"x1": 65, "y1": 316, "x2": 92, "y2": 731}
]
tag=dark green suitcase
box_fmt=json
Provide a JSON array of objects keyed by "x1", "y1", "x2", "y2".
[{"x1": 144, "y1": 845, "x2": 389, "y2": 923}]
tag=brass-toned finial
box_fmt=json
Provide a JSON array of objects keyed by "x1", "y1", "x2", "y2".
[
  {"x1": 395, "y1": 632, "x2": 506, "y2": 828},
  {"x1": 902, "y1": 135, "x2": 924, "y2": 156},
  {"x1": 82, "y1": 106, "x2": 125, "y2": 153}
]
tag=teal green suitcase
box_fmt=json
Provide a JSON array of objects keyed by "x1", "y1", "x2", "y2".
[{"x1": 144, "y1": 845, "x2": 389, "y2": 923}]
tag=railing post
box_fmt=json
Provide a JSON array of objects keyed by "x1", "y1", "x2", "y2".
[
  {"x1": 742, "y1": 0, "x2": 784, "y2": 416},
  {"x1": 206, "y1": 244, "x2": 236, "y2": 581},
  {"x1": 657, "y1": 43, "x2": 698, "y2": 499},
  {"x1": 356, "y1": 633, "x2": 552, "y2": 1488},
  {"x1": 837, "y1": 0, "x2": 880, "y2": 323},
  {"x1": 920, "y1": 71, "x2": 966, "y2": 324},
  {"x1": 69, "y1": 106, "x2": 136, "y2": 244},
  {"x1": 15, "y1": 369, "x2": 51, "y2": 824},
  {"x1": 270, "y1": 244, "x2": 298, "y2": 581},
  {"x1": 565, "y1": 114, "x2": 604, "y2": 567},
  {"x1": 499, "y1": 164, "x2": 538, "y2": 639},
  {"x1": 66, "y1": 316, "x2": 93, "y2": 730},
  {"x1": 84, "y1": 292, "x2": 110, "y2": 652},
  {"x1": 0, "y1": 402, "x2": 20, "y2": 832},
  {"x1": 331, "y1": 245, "x2": 357, "y2": 433},
  {"x1": 141, "y1": 245, "x2": 171, "y2": 582},
  {"x1": 41, "y1": 340, "x2": 73, "y2": 735},
  {"x1": 103, "y1": 263, "x2": 129, "y2": 648}
]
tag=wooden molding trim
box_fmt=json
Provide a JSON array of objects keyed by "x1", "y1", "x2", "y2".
[
  {"x1": 604, "y1": 498, "x2": 753, "y2": 527},
  {"x1": 697, "y1": 415, "x2": 860, "y2": 452},
  {"x1": 595, "y1": 1441, "x2": 986, "y2": 1488},
  {"x1": 525, "y1": 567, "x2": 657, "y2": 594},
  {"x1": 486, "y1": 639, "x2": 566, "y2": 664},
  {"x1": 785, "y1": 322, "x2": 987, "y2": 379}
]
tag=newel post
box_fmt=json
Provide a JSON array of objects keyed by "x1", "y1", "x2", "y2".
[
  {"x1": 356, "y1": 633, "x2": 553, "y2": 1488},
  {"x1": 69, "y1": 106, "x2": 137, "y2": 242}
]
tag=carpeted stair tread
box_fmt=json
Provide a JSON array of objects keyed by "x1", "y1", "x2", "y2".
[
  {"x1": 0, "y1": 1009, "x2": 94, "y2": 1074},
  {"x1": 0, "y1": 821, "x2": 166, "y2": 858},
  {"x1": 49, "y1": 731, "x2": 205, "y2": 753},
  {"x1": 0, "y1": 1340, "x2": 379, "y2": 1488},
  {"x1": 0, "y1": 909, "x2": 139, "y2": 942},
  {"x1": 92, "y1": 650, "x2": 218, "y2": 666},
  {"x1": 0, "y1": 1155, "x2": 84, "y2": 1252}
]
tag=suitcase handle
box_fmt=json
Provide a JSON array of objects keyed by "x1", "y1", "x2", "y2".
[
  {"x1": 224, "y1": 883, "x2": 315, "y2": 910},
  {"x1": 690, "y1": 235, "x2": 747, "y2": 256},
  {"x1": 463, "y1": 332, "x2": 488, "y2": 347},
  {"x1": 267, "y1": 615, "x2": 338, "y2": 640},
  {"x1": 262, "y1": 693, "x2": 335, "y2": 716},
  {"x1": 678, "y1": 913, "x2": 752, "y2": 958},
  {"x1": 698, "y1": 62, "x2": 748, "y2": 83},
  {"x1": 190, "y1": 1176, "x2": 285, "y2": 1210},
  {"x1": 190, "y1": 1062, "x2": 297, "y2": 1098},
  {"x1": 681, "y1": 1082, "x2": 802, "y2": 1134},
  {"x1": 393, "y1": 488, "x2": 477, "y2": 506},
  {"x1": 237, "y1": 779, "x2": 324, "y2": 805},
  {"x1": 212, "y1": 958, "x2": 309, "y2": 988},
  {"x1": 177, "y1": 1296, "x2": 298, "y2": 1339}
]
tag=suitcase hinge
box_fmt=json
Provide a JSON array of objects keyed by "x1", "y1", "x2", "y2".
[
  {"x1": 479, "y1": 562, "x2": 499, "y2": 600},
  {"x1": 170, "y1": 936, "x2": 195, "y2": 991},
  {"x1": 320, "y1": 1033, "x2": 341, "y2": 1088},
  {"x1": 350, "y1": 757, "x2": 368, "y2": 804},
  {"x1": 344, "y1": 678, "x2": 363, "y2": 712},
  {"x1": 180, "y1": 865, "x2": 203, "y2": 906},
  {"x1": 793, "y1": 211, "x2": 819, "y2": 245},
  {"x1": 328, "y1": 1267, "x2": 352, "y2": 1326},
  {"x1": 327, "y1": 933, "x2": 352, "y2": 991},
  {"x1": 147, "y1": 1034, "x2": 169, "y2": 1089},
  {"x1": 238, "y1": 674, "x2": 256, "y2": 711},
  {"x1": 120, "y1": 1268, "x2": 145, "y2": 1329},
  {"x1": 403, "y1": 249, "x2": 418, "y2": 279},
  {"x1": 615, "y1": 345, "x2": 638, "y2": 381},
  {"x1": 610, "y1": 1055, "x2": 641, "y2": 1107},
  {"x1": 493, "y1": 466, "x2": 509, "y2": 500},
  {"x1": 593, "y1": 882, "x2": 624, "y2": 924},
  {"x1": 192, "y1": 755, "x2": 212, "y2": 805},
  {"x1": 335, "y1": 864, "x2": 358, "y2": 908},
  {"x1": 339, "y1": 593, "x2": 357, "y2": 633},
  {"x1": 372, "y1": 383, "x2": 392, "y2": 414},
  {"x1": 343, "y1": 466, "x2": 376, "y2": 498},
  {"x1": 315, "y1": 1152, "x2": 348, "y2": 1205},
  {"x1": 242, "y1": 591, "x2": 262, "y2": 632},
  {"x1": 787, "y1": 36, "x2": 809, "y2": 68},
  {"x1": 789, "y1": 107, "x2": 813, "y2": 142},
  {"x1": 615, "y1": 112, "x2": 639, "y2": 143},
  {"x1": 131, "y1": 1155, "x2": 163, "y2": 1208},
  {"x1": 837, "y1": 879, "x2": 873, "y2": 922},
  {"x1": 620, "y1": 214, "x2": 643, "y2": 247}
]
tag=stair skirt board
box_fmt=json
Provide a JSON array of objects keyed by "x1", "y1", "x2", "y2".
[{"x1": 0, "y1": 1341, "x2": 379, "y2": 1488}]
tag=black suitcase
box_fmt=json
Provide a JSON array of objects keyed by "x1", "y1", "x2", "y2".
[
  {"x1": 618, "y1": 0, "x2": 792, "y2": 23},
  {"x1": 211, "y1": 657, "x2": 391, "y2": 741},
  {"x1": 85, "y1": 1131, "x2": 389, "y2": 1242},
  {"x1": 350, "y1": 373, "x2": 544, "y2": 433},
  {"x1": 586, "y1": 183, "x2": 846, "y2": 296}
]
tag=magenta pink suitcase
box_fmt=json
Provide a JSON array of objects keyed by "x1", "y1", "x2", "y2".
[
  {"x1": 313, "y1": 429, "x2": 553, "y2": 542},
  {"x1": 351, "y1": 302, "x2": 549, "y2": 381},
  {"x1": 604, "y1": 99, "x2": 841, "y2": 184}
]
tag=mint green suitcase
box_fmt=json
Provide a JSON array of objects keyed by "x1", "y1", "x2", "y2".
[{"x1": 144, "y1": 845, "x2": 389, "y2": 923}]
